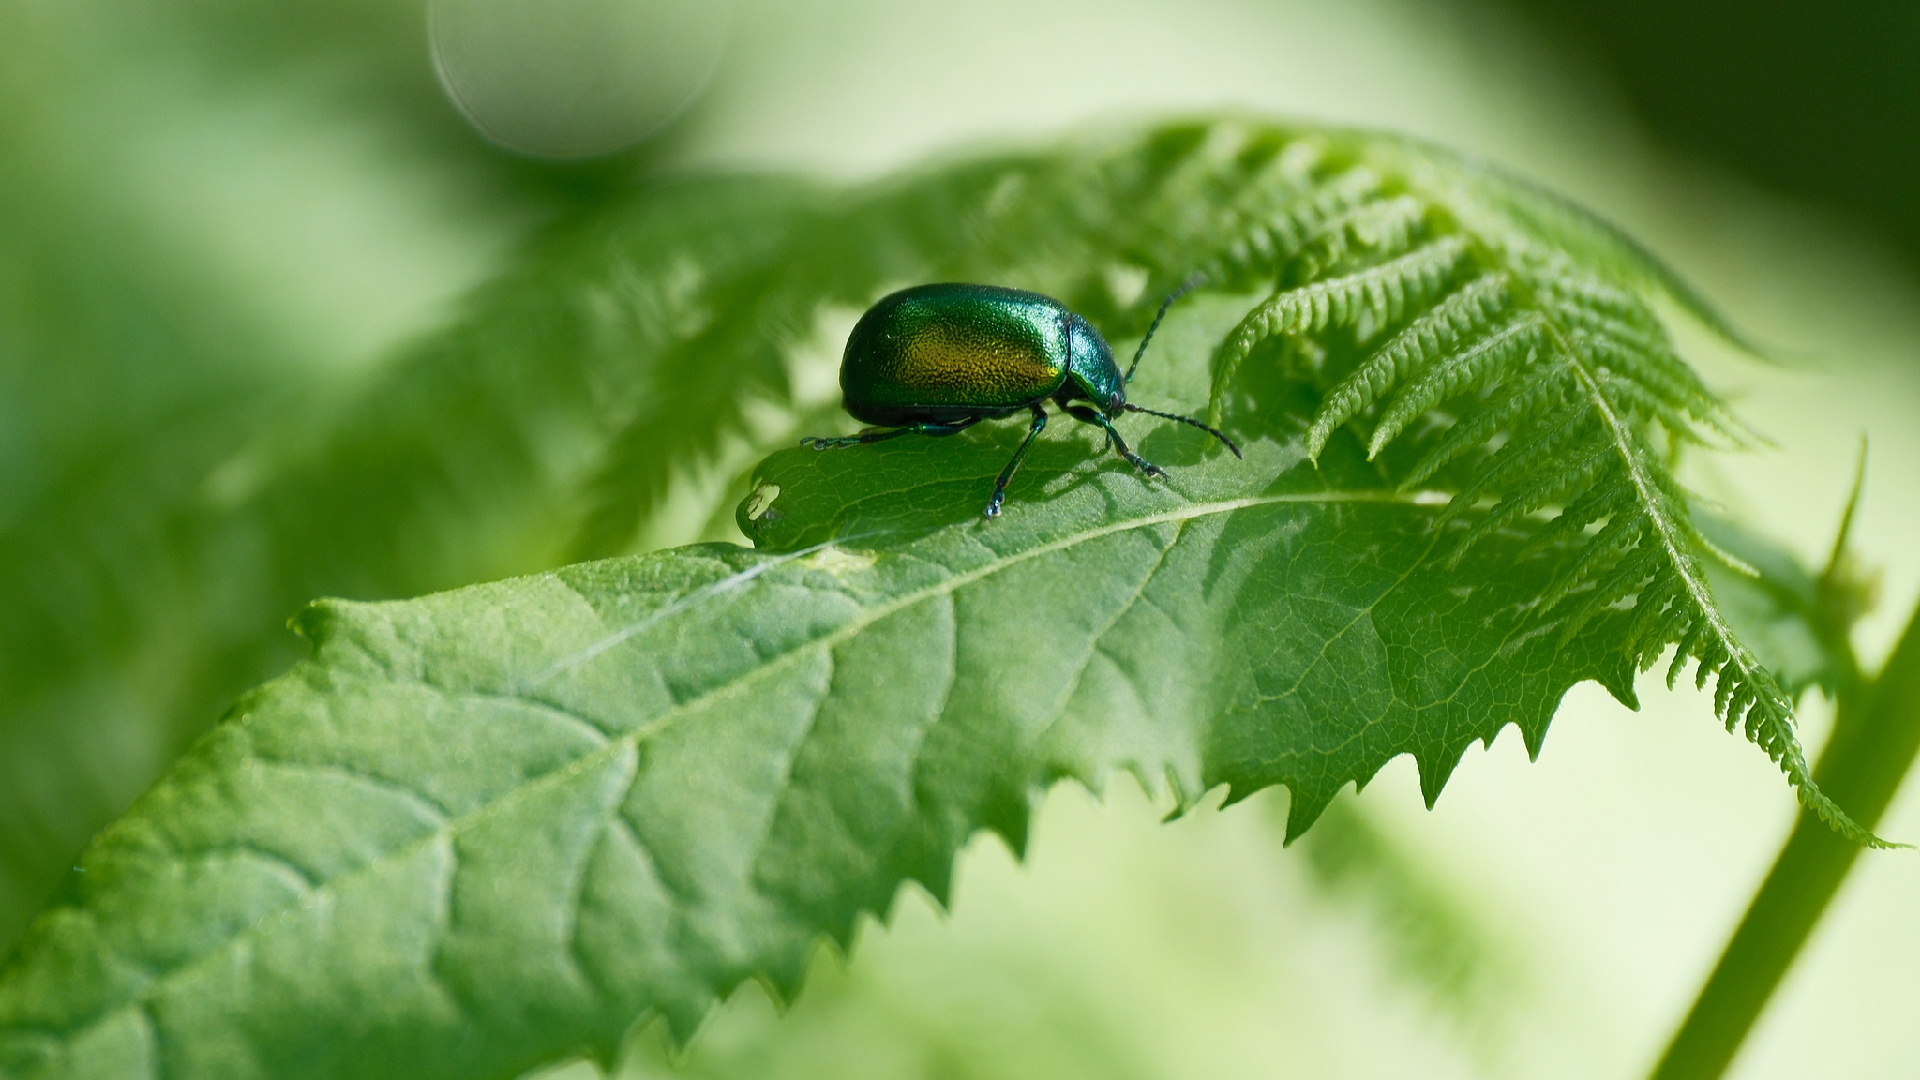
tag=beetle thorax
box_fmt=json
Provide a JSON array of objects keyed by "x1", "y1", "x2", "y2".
[{"x1": 1062, "y1": 312, "x2": 1125, "y2": 413}]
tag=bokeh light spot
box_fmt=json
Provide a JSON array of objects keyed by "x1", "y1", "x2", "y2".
[{"x1": 430, "y1": 0, "x2": 731, "y2": 160}]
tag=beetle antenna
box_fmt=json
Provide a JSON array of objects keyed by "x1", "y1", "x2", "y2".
[
  {"x1": 1120, "y1": 403, "x2": 1242, "y2": 458},
  {"x1": 1125, "y1": 271, "x2": 1209, "y2": 383}
]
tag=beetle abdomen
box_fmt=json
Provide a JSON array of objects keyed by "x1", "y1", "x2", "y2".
[{"x1": 840, "y1": 284, "x2": 1070, "y2": 424}]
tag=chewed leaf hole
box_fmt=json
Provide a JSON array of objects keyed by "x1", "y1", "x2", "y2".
[{"x1": 743, "y1": 483, "x2": 782, "y2": 521}]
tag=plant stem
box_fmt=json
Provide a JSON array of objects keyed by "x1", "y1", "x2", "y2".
[{"x1": 1649, "y1": 598, "x2": 1920, "y2": 1079}]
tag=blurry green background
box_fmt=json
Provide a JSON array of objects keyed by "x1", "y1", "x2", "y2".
[{"x1": 2, "y1": 1, "x2": 1917, "y2": 1077}]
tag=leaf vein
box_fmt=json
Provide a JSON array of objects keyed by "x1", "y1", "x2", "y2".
[
  {"x1": 247, "y1": 756, "x2": 454, "y2": 824},
  {"x1": 1028, "y1": 519, "x2": 1184, "y2": 753}
]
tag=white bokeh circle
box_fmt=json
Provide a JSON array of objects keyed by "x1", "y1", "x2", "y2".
[{"x1": 430, "y1": 0, "x2": 731, "y2": 160}]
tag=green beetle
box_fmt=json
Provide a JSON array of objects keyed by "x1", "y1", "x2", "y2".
[{"x1": 805, "y1": 280, "x2": 1239, "y2": 518}]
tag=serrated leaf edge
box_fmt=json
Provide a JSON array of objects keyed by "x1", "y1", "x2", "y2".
[{"x1": 19, "y1": 487, "x2": 1462, "y2": 1070}]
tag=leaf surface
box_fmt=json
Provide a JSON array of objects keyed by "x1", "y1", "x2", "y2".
[{"x1": 0, "y1": 334, "x2": 1635, "y2": 1076}]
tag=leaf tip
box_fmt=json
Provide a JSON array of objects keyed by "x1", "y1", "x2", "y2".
[
  {"x1": 286, "y1": 600, "x2": 344, "y2": 644},
  {"x1": 1797, "y1": 777, "x2": 1907, "y2": 850},
  {"x1": 1415, "y1": 748, "x2": 1465, "y2": 810},
  {"x1": 1281, "y1": 783, "x2": 1338, "y2": 845},
  {"x1": 1301, "y1": 424, "x2": 1332, "y2": 462}
]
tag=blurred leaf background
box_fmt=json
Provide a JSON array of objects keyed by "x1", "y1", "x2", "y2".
[{"x1": 1, "y1": 0, "x2": 1917, "y2": 1077}]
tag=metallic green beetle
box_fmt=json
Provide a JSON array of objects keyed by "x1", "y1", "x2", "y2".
[{"x1": 805, "y1": 280, "x2": 1239, "y2": 518}]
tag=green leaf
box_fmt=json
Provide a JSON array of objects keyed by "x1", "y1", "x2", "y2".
[
  {"x1": 0, "y1": 171, "x2": 824, "y2": 948},
  {"x1": 1197, "y1": 131, "x2": 1881, "y2": 846},
  {"x1": 2, "y1": 317, "x2": 1636, "y2": 1077},
  {"x1": 0, "y1": 118, "x2": 1880, "y2": 1078}
]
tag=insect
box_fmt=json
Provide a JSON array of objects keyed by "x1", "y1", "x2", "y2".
[{"x1": 803, "y1": 279, "x2": 1240, "y2": 518}]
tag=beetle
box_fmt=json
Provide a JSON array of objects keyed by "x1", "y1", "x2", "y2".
[{"x1": 803, "y1": 278, "x2": 1239, "y2": 518}]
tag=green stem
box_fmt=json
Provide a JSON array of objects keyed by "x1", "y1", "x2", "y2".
[{"x1": 1649, "y1": 598, "x2": 1920, "y2": 1079}]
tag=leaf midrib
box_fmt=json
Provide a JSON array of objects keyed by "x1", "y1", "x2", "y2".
[
  {"x1": 1408, "y1": 166, "x2": 1794, "y2": 749},
  {"x1": 34, "y1": 486, "x2": 1453, "y2": 1061},
  {"x1": 1538, "y1": 316, "x2": 1831, "y2": 826}
]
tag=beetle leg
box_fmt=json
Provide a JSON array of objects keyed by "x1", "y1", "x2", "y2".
[
  {"x1": 803, "y1": 416, "x2": 980, "y2": 449},
  {"x1": 1063, "y1": 405, "x2": 1166, "y2": 479},
  {"x1": 920, "y1": 417, "x2": 984, "y2": 438},
  {"x1": 803, "y1": 431, "x2": 907, "y2": 449},
  {"x1": 984, "y1": 405, "x2": 1049, "y2": 519}
]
